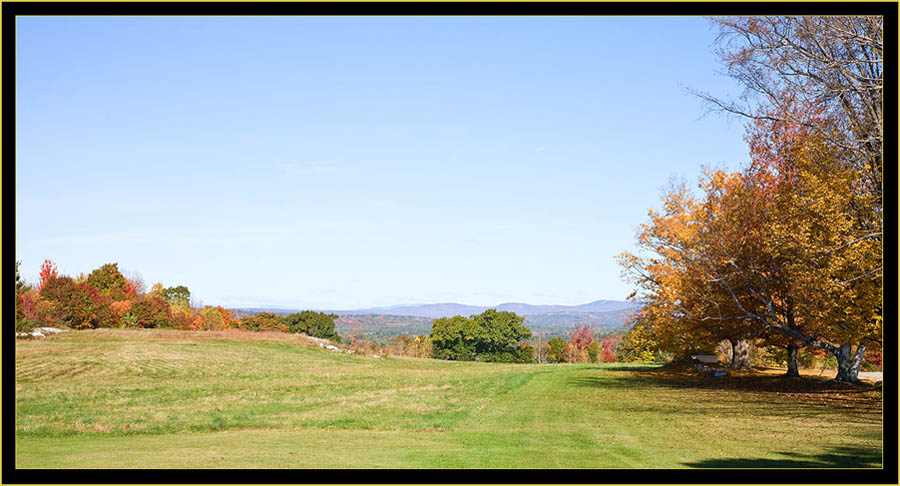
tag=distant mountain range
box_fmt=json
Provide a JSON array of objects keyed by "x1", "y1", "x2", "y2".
[{"x1": 327, "y1": 299, "x2": 640, "y2": 319}]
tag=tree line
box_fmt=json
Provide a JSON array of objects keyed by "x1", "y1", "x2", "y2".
[
  {"x1": 15, "y1": 259, "x2": 340, "y2": 342},
  {"x1": 17, "y1": 258, "x2": 874, "y2": 373}
]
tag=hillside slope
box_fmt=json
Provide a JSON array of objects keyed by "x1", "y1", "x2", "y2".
[{"x1": 15, "y1": 329, "x2": 882, "y2": 470}]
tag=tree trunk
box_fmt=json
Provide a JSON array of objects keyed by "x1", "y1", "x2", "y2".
[
  {"x1": 730, "y1": 339, "x2": 751, "y2": 369},
  {"x1": 785, "y1": 345, "x2": 800, "y2": 377},
  {"x1": 833, "y1": 343, "x2": 866, "y2": 383}
]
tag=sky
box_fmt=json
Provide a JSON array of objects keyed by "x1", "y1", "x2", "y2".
[{"x1": 16, "y1": 17, "x2": 751, "y2": 310}]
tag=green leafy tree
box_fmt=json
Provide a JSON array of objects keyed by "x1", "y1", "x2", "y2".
[
  {"x1": 587, "y1": 341, "x2": 601, "y2": 363},
  {"x1": 430, "y1": 315, "x2": 477, "y2": 361},
  {"x1": 430, "y1": 309, "x2": 532, "y2": 363},
  {"x1": 283, "y1": 311, "x2": 341, "y2": 342},
  {"x1": 164, "y1": 285, "x2": 191, "y2": 307}
]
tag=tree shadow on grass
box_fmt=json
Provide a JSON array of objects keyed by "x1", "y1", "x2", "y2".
[
  {"x1": 571, "y1": 365, "x2": 881, "y2": 396},
  {"x1": 567, "y1": 370, "x2": 883, "y2": 423},
  {"x1": 685, "y1": 444, "x2": 883, "y2": 468}
]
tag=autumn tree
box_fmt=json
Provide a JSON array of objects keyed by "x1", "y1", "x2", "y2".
[
  {"x1": 620, "y1": 128, "x2": 880, "y2": 382},
  {"x1": 694, "y1": 16, "x2": 883, "y2": 380},
  {"x1": 615, "y1": 323, "x2": 661, "y2": 363},
  {"x1": 600, "y1": 337, "x2": 619, "y2": 363},
  {"x1": 701, "y1": 16, "x2": 883, "y2": 218},
  {"x1": 15, "y1": 261, "x2": 39, "y2": 333},
  {"x1": 239, "y1": 312, "x2": 288, "y2": 333},
  {"x1": 34, "y1": 259, "x2": 58, "y2": 294},
  {"x1": 617, "y1": 178, "x2": 739, "y2": 361},
  {"x1": 546, "y1": 337, "x2": 567, "y2": 363},
  {"x1": 197, "y1": 306, "x2": 236, "y2": 331},
  {"x1": 85, "y1": 263, "x2": 131, "y2": 301},
  {"x1": 128, "y1": 295, "x2": 172, "y2": 328},
  {"x1": 39, "y1": 276, "x2": 117, "y2": 329},
  {"x1": 149, "y1": 283, "x2": 166, "y2": 300},
  {"x1": 568, "y1": 325, "x2": 595, "y2": 362}
]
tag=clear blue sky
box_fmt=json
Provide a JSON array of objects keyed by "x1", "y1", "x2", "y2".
[{"x1": 16, "y1": 16, "x2": 749, "y2": 309}]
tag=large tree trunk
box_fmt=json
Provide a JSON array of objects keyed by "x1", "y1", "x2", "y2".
[
  {"x1": 833, "y1": 343, "x2": 866, "y2": 383},
  {"x1": 730, "y1": 339, "x2": 751, "y2": 369},
  {"x1": 785, "y1": 344, "x2": 800, "y2": 377}
]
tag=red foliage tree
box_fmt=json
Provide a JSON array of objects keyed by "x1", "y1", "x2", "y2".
[
  {"x1": 40, "y1": 277, "x2": 116, "y2": 329},
  {"x1": 34, "y1": 259, "x2": 59, "y2": 294},
  {"x1": 569, "y1": 325, "x2": 595, "y2": 352},
  {"x1": 600, "y1": 338, "x2": 617, "y2": 363},
  {"x1": 18, "y1": 291, "x2": 39, "y2": 321}
]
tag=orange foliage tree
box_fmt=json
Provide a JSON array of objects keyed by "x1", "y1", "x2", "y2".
[{"x1": 620, "y1": 124, "x2": 881, "y2": 382}]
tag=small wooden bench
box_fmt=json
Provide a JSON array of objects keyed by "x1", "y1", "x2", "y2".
[{"x1": 691, "y1": 354, "x2": 719, "y2": 364}]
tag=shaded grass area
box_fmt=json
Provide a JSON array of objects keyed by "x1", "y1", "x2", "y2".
[
  {"x1": 15, "y1": 329, "x2": 882, "y2": 468},
  {"x1": 685, "y1": 444, "x2": 882, "y2": 468}
]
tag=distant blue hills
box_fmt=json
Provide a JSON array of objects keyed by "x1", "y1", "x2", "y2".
[
  {"x1": 329, "y1": 299, "x2": 639, "y2": 319},
  {"x1": 231, "y1": 299, "x2": 642, "y2": 339},
  {"x1": 234, "y1": 299, "x2": 640, "y2": 319}
]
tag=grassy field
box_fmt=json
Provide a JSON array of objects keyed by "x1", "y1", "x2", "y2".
[{"x1": 15, "y1": 329, "x2": 882, "y2": 468}]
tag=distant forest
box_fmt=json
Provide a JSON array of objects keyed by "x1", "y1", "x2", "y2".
[{"x1": 229, "y1": 308, "x2": 637, "y2": 343}]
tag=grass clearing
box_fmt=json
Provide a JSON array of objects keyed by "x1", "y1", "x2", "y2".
[{"x1": 15, "y1": 329, "x2": 882, "y2": 468}]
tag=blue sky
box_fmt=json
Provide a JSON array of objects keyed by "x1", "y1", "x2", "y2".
[{"x1": 16, "y1": 17, "x2": 749, "y2": 309}]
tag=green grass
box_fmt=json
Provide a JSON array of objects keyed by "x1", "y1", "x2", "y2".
[{"x1": 15, "y1": 329, "x2": 882, "y2": 468}]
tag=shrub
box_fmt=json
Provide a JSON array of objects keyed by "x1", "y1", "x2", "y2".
[
  {"x1": 239, "y1": 312, "x2": 288, "y2": 332},
  {"x1": 15, "y1": 316, "x2": 40, "y2": 334},
  {"x1": 388, "y1": 335, "x2": 433, "y2": 358},
  {"x1": 120, "y1": 312, "x2": 139, "y2": 328}
]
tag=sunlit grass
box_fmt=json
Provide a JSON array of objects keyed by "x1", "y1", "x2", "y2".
[{"x1": 15, "y1": 329, "x2": 882, "y2": 468}]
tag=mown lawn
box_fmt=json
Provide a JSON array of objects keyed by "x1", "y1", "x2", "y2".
[{"x1": 15, "y1": 329, "x2": 882, "y2": 468}]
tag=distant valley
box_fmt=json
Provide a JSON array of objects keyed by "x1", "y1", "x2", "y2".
[{"x1": 232, "y1": 299, "x2": 641, "y2": 341}]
